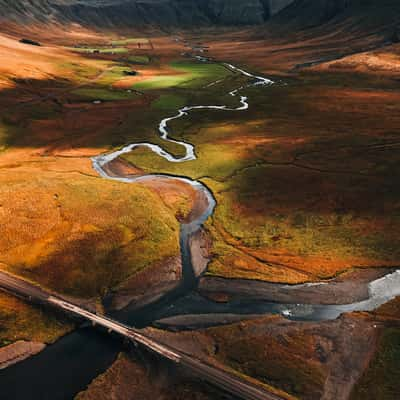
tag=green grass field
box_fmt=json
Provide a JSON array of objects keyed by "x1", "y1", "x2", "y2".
[
  {"x1": 133, "y1": 61, "x2": 233, "y2": 90},
  {"x1": 72, "y1": 66, "x2": 140, "y2": 101},
  {"x1": 0, "y1": 292, "x2": 73, "y2": 347},
  {"x1": 67, "y1": 47, "x2": 128, "y2": 54},
  {"x1": 111, "y1": 38, "x2": 149, "y2": 46},
  {"x1": 128, "y1": 55, "x2": 150, "y2": 64},
  {"x1": 72, "y1": 87, "x2": 136, "y2": 101},
  {"x1": 152, "y1": 94, "x2": 187, "y2": 110}
]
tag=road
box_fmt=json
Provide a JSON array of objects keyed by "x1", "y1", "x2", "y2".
[{"x1": 0, "y1": 270, "x2": 285, "y2": 400}]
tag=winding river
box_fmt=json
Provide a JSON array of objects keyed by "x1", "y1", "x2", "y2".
[
  {"x1": 1, "y1": 43, "x2": 399, "y2": 400},
  {"x1": 92, "y1": 49, "x2": 400, "y2": 325}
]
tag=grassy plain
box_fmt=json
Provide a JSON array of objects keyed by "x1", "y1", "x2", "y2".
[
  {"x1": 132, "y1": 61, "x2": 233, "y2": 90},
  {"x1": 0, "y1": 24, "x2": 399, "y2": 398},
  {"x1": 68, "y1": 47, "x2": 129, "y2": 54},
  {"x1": 123, "y1": 67, "x2": 400, "y2": 283},
  {"x1": 0, "y1": 154, "x2": 180, "y2": 299},
  {"x1": 127, "y1": 55, "x2": 150, "y2": 64}
]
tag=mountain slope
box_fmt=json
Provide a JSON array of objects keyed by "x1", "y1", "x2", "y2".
[
  {"x1": 270, "y1": 0, "x2": 400, "y2": 34},
  {"x1": 0, "y1": 0, "x2": 297, "y2": 27},
  {"x1": 0, "y1": 0, "x2": 398, "y2": 37}
]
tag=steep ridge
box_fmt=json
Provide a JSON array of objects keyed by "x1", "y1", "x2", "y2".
[
  {"x1": 0, "y1": 0, "x2": 399, "y2": 33},
  {"x1": 269, "y1": 0, "x2": 400, "y2": 35},
  {"x1": 0, "y1": 0, "x2": 296, "y2": 27}
]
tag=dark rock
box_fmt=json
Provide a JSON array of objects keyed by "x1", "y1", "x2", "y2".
[
  {"x1": 19, "y1": 38, "x2": 41, "y2": 46},
  {"x1": 123, "y1": 70, "x2": 138, "y2": 76},
  {"x1": 390, "y1": 29, "x2": 400, "y2": 43}
]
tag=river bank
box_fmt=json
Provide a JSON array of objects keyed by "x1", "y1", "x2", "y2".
[{"x1": 0, "y1": 341, "x2": 45, "y2": 370}]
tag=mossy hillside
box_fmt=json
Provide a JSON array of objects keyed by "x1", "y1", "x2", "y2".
[
  {"x1": 76, "y1": 351, "x2": 232, "y2": 400},
  {"x1": 0, "y1": 174, "x2": 181, "y2": 299},
  {"x1": 96, "y1": 66, "x2": 138, "y2": 86},
  {"x1": 59, "y1": 61, "x2": 109, "y2": 84},
  {"x1": 207, "y1": 321, "x2": 326, "y2": 399},
  {"x1": 67, "y1": 47, "x2": 128, "y2": 55},
  {"x1": 351, "y1": 328, "x2": 400, "y2": 400},
  {"x1": 0, "y1": 292, "x2": 73, "y2": 347}
]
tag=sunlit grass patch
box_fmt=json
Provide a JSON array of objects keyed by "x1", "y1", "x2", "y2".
[
  {"x1": 67, "y1": 47, "x2": 128, "y2": 54},
  {"x1": 0, "y1": 292, "x2": 73, "y2": 347},
  {"x1": 152, "y1": 94, "x2": 187, "y2": 110},
  {"x1": 96, "y1": 66, "x2": 137, "y2": 86},
  {"x1": 111, "y1": 38, "x2": 149, "y2": 46},
  {"x1": 59, "y1": 61, "x2": 107, "y2": 83},
  {"x1": 133, "y1": 61, "x2": 232, "y2": 90},
  {"x1": 122, "y1": 140, "x2": 246, "y2": 180},
  {"x1": 72, "y1": 87, "x2": 137, "y2": 101},
  {"x1": 0, "y1": 174, "x2": 181, "y2": 299},
  {"x1": 128, "y1": 55, "x2": 150, "y2": 64}
]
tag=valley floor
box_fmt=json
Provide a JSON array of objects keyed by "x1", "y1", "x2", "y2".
[{"x1": 0, "y1": 23, "x2": 398, "y2": 400}]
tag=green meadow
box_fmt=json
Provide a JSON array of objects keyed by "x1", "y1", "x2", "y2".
[
  {"x1": 67, "y1": 47, "x2": 129, "y2": 54},
  {"x1": 111, "y1": 38, "x2": 149, "y2": 46},
  {"x1": 133, "y1": 61, "x2": 233, "y2": 90},
  {"x1": 72, "y1": 87, "x2": 137, "y2": 101},
  {"x1": 128, "y1": 55, "x2": 150, "y2": 64}
]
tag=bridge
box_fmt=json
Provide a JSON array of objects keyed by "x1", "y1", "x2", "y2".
[{"x1": 0, "y1": 270, "x2": 286, "y2": 400}]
